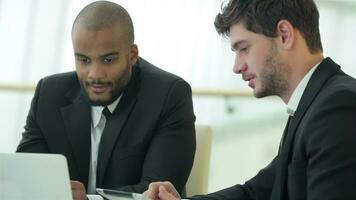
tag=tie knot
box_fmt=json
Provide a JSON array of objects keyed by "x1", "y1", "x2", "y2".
[{"x1": 102, "y1": 107, "x2": 111, "y2": 119}]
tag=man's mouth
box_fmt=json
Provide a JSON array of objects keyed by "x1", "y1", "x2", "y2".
[
  {"x1": 89, "y1": 83, "x2": 108, "y2": 93},
  {"x1": 85, "y1": 80, "x2": 111, "y2": 94},
  {"x1": 243, "y1": 75, "x2": 255, "y2": 88},
  {"x1": 248, "y1": 78, "x2": 255, "y2": 88}
]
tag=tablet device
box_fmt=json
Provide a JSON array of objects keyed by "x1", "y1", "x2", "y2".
[{"x1": 96, "y1": 188, "x2": 148, "y2": 200}]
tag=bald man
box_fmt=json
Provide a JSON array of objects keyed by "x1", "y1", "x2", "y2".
[{"x1": 17, "y1": 1, "x2": 196, "y2": 200}]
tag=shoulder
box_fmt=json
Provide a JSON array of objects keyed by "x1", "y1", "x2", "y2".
[
  {"x1": 310, "y1": 58, "x2": 356, "y2": 103},
  {"x1": 40, "y1": 71, "x2": 78, "y2": 87},
  {"x1": 34, "y1": 71, "x2": 80, "y2": 104},
  {"x1": 37, "y1": 71, "x2": 79, "y2": 92},
  {"x1": 301, "y1": 70, "x2": 356, "y2": 141},
  {"x1": 316, "y1": 71, "x2": 356, "y2": 106}
]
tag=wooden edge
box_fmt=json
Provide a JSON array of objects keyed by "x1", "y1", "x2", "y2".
[{"x1": 0, "y1": 83, "x2": 253, "y2": 97}]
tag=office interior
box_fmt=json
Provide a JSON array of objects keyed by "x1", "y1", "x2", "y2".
[{"x1": 0, "y1": 0, "x2": 355, "y2": 193}]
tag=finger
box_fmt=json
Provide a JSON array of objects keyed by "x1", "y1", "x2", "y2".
[
  {"x1": 71, "y1": 180, "x2": 82, "y2": 188},
  {"x1": 144, "y1": 182, "x2": 162, "y2": 200},
  {"x1": 158, "y1": 185, "x2": 179, "y2": 200},
  {"x1": 70, "y1": 181, "x2": 86, "y2": 200},
  {"x1": 72, "y1": 189, "x2": 86, "y2": 200},
  {"x1": 143, "y1": 191, "x2": 153, "y2": 200},
  {"x1": 161, "y1": 182, "x2": 180, "y2": 198}
]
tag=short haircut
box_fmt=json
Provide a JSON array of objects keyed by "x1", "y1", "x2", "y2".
[
  {"x1": 72, "y1": 0, "x2": 134, "y2": 44},
  {"x1": 214, "y1": 0, "x2": 323, "y2": 53}
]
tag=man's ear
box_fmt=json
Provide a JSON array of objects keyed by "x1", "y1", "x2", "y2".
[
  {"x1": 276, "y1": 20, "x2": 294, "y2": 49},
  {"x1": 130, "y1": 44, "x2": 139, "y2": 65}
]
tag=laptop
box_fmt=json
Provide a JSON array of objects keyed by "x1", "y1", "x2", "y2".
[{"x1": 0, "y1": 153, "x2": 73, "y2": 200}]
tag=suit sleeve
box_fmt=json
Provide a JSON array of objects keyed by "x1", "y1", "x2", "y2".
[
  {"x1": 117, "y1": 79, "x2": 196, "y2": 194},
  {"x1": 191, "y1": 157, "x2": 276, "y2": 200},
  {"x1": 302, "y1": 89, "x2": 356, "y2": 199},
  {"x1": 16, "y1": 79, "x2": 50, "y2": 153}
]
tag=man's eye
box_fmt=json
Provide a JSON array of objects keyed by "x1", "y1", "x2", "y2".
[
  {"x1": 77, "y1": 57, "x2": 90, "y2": 64},
  {"x1": 104, "y1": 58, "x2": 113, "y2": 63},
  {"x1": 103, "y1": 56, "x2": 117, "y2": 64},
  {"x1": 240, "y1": 47, "x2": 248, "y2": 52}
]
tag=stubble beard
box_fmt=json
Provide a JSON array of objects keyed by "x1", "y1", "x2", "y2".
[
  {"x1": 81, "y1": 63, "x2": 132, "y2": 106},
  {"x1": 255, "y1": 42, "x2": 290, "y2": 99}
]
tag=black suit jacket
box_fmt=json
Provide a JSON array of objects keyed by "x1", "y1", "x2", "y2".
[
  {"x1": 192, "y1": 58, "x2": 356, "y2": 200},
  {"x1": 17, "y1": 58, "x2": 196, "y2": 193}
]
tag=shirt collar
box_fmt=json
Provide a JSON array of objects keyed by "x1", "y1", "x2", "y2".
[
  {"x1": 286, "y1": 62, "x2": 321, "y2": 116},
  {"x1": 91, "y1": 95, "x2": 122, "y2": 128}
]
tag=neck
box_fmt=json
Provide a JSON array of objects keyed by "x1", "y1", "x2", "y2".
[{"x1": 281, "y1": 51, "x2": 324, "y2": 104}]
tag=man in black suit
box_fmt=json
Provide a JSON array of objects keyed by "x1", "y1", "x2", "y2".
[
  {"x1": 144, "y1": 0, "x2": 356, "y2": 199},
  {"x1": 16, "y1": 1, "x2": 195, "y2": 200}
]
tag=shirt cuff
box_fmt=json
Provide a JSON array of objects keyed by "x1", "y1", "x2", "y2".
[{"x1": 87, "y1": 194, "x2": 104, "y2": 200}]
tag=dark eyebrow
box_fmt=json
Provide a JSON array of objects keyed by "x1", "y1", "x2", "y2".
[
  {"x1": 100, "y1": 52, "x2": 119, "y2": 58},
  {"x1": 74, "y1": 52, "x2": 119, "y2": 58},
  {"x1": 74, "y1": 53, "x2": 88, "y2": 57},
  {"x1": 231, "y1": 40, "x2": 247, "y2": 51}
]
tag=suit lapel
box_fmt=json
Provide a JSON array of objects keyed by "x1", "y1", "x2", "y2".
[
  {"x1": 270, "y1": 116, "x2": 291, "y2": 200},
  {"x1": 97, "y1": 66, "x2": 141, "y2": 186},
  {"x1": 276, "y1": 58, "x2": 341, "y2": 199},
  {"x1": 61, "y1": 84, "x2": 91, "y2": 186}
]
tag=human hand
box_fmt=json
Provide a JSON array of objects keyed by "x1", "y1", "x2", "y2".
[
  {"x1": 71, "y1": 180, "x2": 87, "y2": 200},
  {"x1": 143, "y1": 181, "x2": 180, "y2": 200}
]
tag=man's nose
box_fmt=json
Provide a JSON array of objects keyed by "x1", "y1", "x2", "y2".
[
  {"x1": 233, "y1": 54, "x2": 247, "y2": 74},
  {"x1": 88, "y1": 63, "x2": 105, "y2": 80}
]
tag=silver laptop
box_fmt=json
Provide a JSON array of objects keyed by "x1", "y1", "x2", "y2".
[{"x1": 0, "y1": 153, "x2": 73, "y2": 200}]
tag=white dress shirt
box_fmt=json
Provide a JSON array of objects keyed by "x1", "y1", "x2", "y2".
[{"x1": 87, "y1": 96, "x2": 121, "y2": 199}]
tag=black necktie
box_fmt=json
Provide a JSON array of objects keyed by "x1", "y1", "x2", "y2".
[{"x1": 102, "y1": 106, "x2": 111, "y2": 119}]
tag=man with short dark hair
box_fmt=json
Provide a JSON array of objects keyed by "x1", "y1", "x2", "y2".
[
  {"x1": 17, "y1": 1, "x2": 196, "y2": 200},
  {"x1": 144, "y1": 0, "x2": 356, "y2": 199}
]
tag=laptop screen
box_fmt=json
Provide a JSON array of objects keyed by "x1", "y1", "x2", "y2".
[{"x1": 0, "y1": 153, "x2": 73, "y2": 200}]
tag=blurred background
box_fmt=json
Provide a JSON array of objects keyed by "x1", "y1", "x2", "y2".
[{"x1": 0, "y1": 0, "x2": 356, "y2": 193}]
